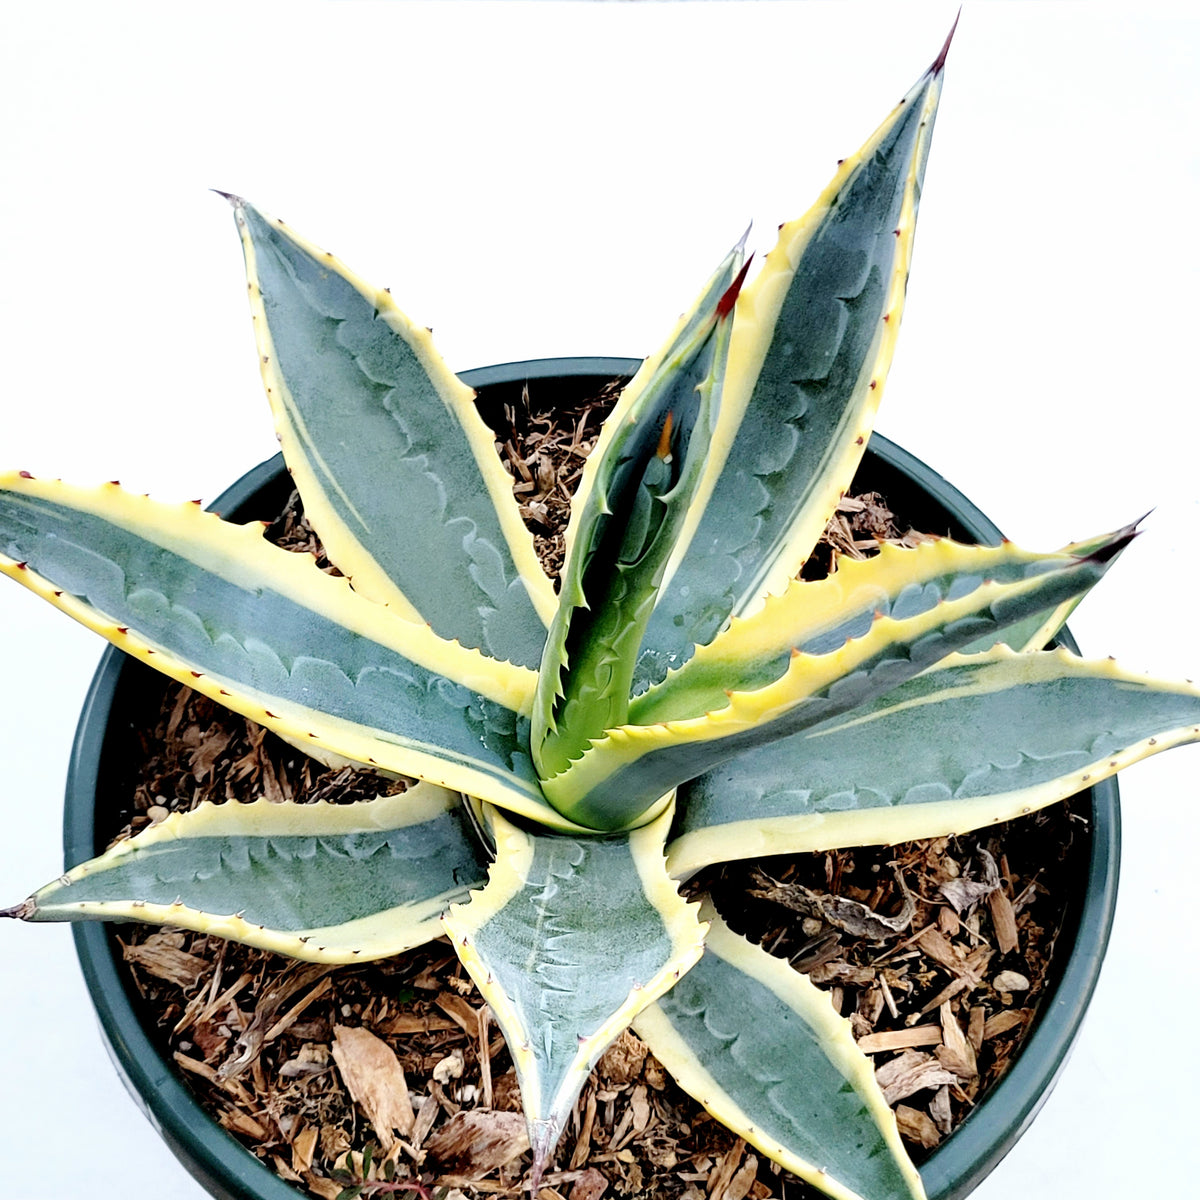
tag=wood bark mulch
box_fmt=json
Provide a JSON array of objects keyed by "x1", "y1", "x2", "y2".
[{"x1": 101, "y1": 377, "x2": 1087, "y2": 1200}]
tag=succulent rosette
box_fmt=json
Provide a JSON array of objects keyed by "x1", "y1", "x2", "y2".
[{"x1": 4, "y1": 32, "x2": 1199, "y2": 1200}]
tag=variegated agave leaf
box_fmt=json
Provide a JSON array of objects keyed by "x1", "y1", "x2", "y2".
[
  {"x1": 17, "y1": 783, "x2": 485, "y2": 963},
  {"x1": 228, "y1": 194, "x2": 556, "y2": 669},
  {"x1": 629, "y1": 528, "x2": 1138, "y2": 725},
  {"x1": 0, "y1": 473, "x2": 579, "y2": 832},
  {"x1": 533, "y1": 251, "x2": 748, "y2": 798},
  {"x1": 542, "y1": 527, "x2": 1132, "y2": 829},
  {"x1": 6, "y1": 23, "x2": 1200, "y2": 1200},
  {"x1": 668, "y1": 647, "x2": 1200, "y2": 877},
  {"x1": 444, "y1": 803, "x2": 705, "y2": 1186},
  {"x1": 632, "y1": 38, "x2": 945, "y2": 698},
  {"x1": 635, "y1": 906, "x2": 925, "y2": 1200}
]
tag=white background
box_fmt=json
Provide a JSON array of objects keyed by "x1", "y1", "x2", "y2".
[{"x1": 1, "y1": 2, "x2": 1197, "y2": 1197}]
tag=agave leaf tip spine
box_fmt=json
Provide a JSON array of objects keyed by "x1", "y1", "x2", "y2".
[
  {"x1": 210, "y1": 187, "x2": 244, "y2": 209},
  {"x1": 931, "y1": 9, "x2": 961, "y2": 76},
  {"x1": 717, "y1": 254, "x2": 754, "y2": 318}
]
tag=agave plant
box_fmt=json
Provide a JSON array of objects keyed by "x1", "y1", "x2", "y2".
[{"x1": 3, "y1": 34, "x2": 1199, "y2": 1200}]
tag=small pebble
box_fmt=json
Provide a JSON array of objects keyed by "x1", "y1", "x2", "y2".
[{"x1": 993, "y1": 970, "x2": 1030, "y2": 992}]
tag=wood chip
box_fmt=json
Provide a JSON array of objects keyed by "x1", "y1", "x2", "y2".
[
  {"x1": 477, "y1": 1004, "x2": 494, "y2": 1110},
  {"x1": 914, "y1": 927, "x2": 964, "y2": 974},
  {"x1": 597, "y1": 1029, "x2": 649, "y2": 1086},
  {"x1": 331, "y1": 1024, "x2": 415, "y2": 1149},
  {"x1": 988, "y1": 888, "x2": 1020, "y2": 955},
  {"x1": 706, "y1": 1138, "x2": 746, "y2": 1198},
  {"x1": 173, "y1": 1051, "x2": 255, "y2": 1105},
  {"x1": 749, "y1": 867, "x2": 916, "y2": 940},
  {"x1": 122, "y1": 936, "x2": 209, "y2": 989},
  {"x1": 176, "y1": 970, "x2": 254, "y2": 1036},
  {"x1": 220, "y1": 963, "x2": 333, "y2": 1079},
  {"x1": 930, "y1": 1085, "x2": 954, "y2": 1136},
  {"x1": 436, "y1": 991, "x2": 482, "y2": 1035},
  {"x1": 270, "y1": 1154, "x2": 304, "y2": 1184},
  {"x1": 570, "y1": 1088, "x2": 597, "y2": 1170},
  {"x1": 875, "y1": 1051, "x2": 959, "y2": 1105},
  {"x1": 259, "y1": 753, "x2": 285, "y2": 803},
  {"x1": 410, "y1": 1093, "x2": 440, "y2": 1150},
  {"x1": 722, "y1": 1154, "x2": 759, "y2": 1200},
  {"x1": 264, "y1": 976, "x2": 332, "y2": 1042},
  {"x1": 878, "y1": 973, "x2": 900, "y2": 1020},
  {"x1": 915, "y1": 975, "x2": 971, "y2": 1018},
  {"x1": 856, "y1": 1025, "x2": 942, "y2": 1054},
  {"x1": 808, "y1": 961, "x2": 876, "y2": 986},
  {"x1": 302, "y1": 1174, "x2": 342, "y2": 1200},
  {"x1": 939, "y1": 848, "x2": 1001, "y2": 913},
  {"x1": 190, "y1": 727, "x2": 232, "y2": 781},
  {"x1": 935, "y1": 1002, "x2": 977, "y2": 1079},
  {"x1": 609, "y1": 1103, "x2": 635, "y2": 1151},
  {"x1": 895, "y1": 1104, "x2": 941, "y2": 1149},
  {"x1": 937, "y1": 906, "x2": 960, "y2": 937},
  {"x1": 425, "y1": 1109, "x2": 530, "y2": 1174},
  {"x1": 569, "y1": 1167, "x2": 610, "y2": 1200},
  {"x1": 218, "y1": 1107, "x2": 268, "y2": 1139},
  {"x1": 278, "y1": 1041, "x2": 329, "y2": 1080},
  {"x1": 291, "y1": 1124, "x2": 318, "y2": 1174},
  {"x1": 381, "y1": 1013, "x2": 458, "y2": 1034},
  {"x1": 983, "y1": 1010, "x2": 1026, "y2": 1039},
  {"x1": 630, "y1": 1084, "x2": 651, "y2": 1135}
]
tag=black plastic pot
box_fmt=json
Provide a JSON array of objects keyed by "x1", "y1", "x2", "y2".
[{"x1": 66, "y1": 358, "x2": 1120, "y2": 1200}]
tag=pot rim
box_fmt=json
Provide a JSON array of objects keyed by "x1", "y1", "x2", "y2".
[{"x1": 66, "y1": 356, "x2": 1120, "y2": 1200}]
